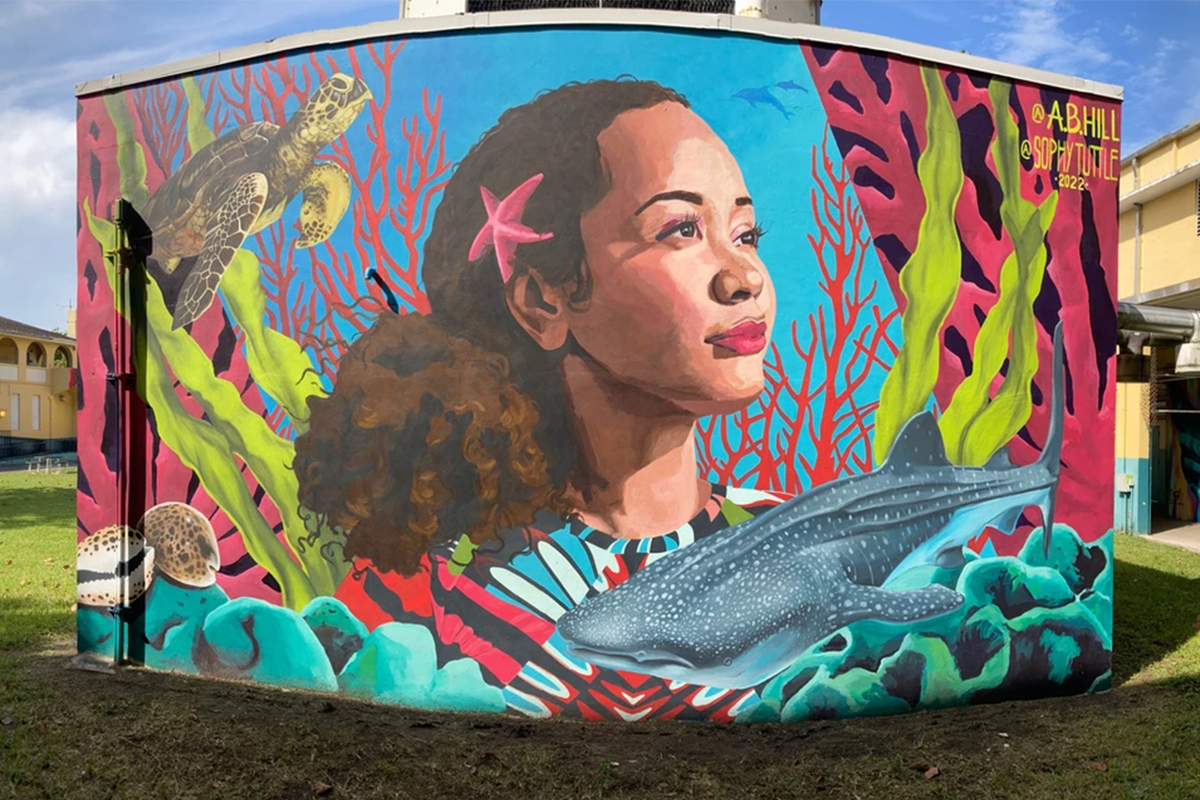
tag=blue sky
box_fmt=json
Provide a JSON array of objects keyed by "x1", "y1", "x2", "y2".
[
  {"x1": 827, "y1": 0, "x2": 1200, "y2": 148},
  {"x1": 0, "y1": 0, "x2": 1195, "y2": 332}
]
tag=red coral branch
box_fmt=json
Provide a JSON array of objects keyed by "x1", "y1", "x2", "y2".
[
  {"x1": 697, "y1": 128, "x2": 896, "y2": 494},
  {"x1": 200, "y1": 42, "x2": 445, "y2": 389},
  {"x1": 132, "y1": 82, "x2": 188, "y2": 178},
  {"x1": 316, "y1": 41, "x2": 442, "y2": 318},
  {"x1": 218, "y1": 56, "x2": 313, "y2": 129}
]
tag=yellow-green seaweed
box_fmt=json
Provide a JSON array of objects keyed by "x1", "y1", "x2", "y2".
[
  {"x1": 873, "y1": 65, "x2": 964, "y2": 464},
  {"x1": 101, "y1": 93, "x2": 151, "y2": 211},
  {"x1": 181, "y1": 76, "x2": 215, "y2": 153},
  {"x1": 220, "y1": 250, "x2": 327, "y2": 434},
  {"x1": 937, "y1": 79, "x2": 1058, "y2": 466},
  {"x1": 83, "y1": 84, "x2": 351, "y2": 610}
]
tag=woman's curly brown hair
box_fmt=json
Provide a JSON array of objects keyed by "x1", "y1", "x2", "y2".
[
  {"x1": 294, "y1": 79, "x2": 688, "y2": 575},
  {"x1": 294, "y1": 314, "x2": 566, "y2": 573}
]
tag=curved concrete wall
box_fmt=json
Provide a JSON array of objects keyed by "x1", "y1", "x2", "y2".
[{"x1": 75, "y1": 18, "x2": 1119, "y2": 722}]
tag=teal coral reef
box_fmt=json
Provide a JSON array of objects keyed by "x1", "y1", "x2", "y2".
[
  {"x1": 78, "y1": 591, "x2": 504, "y2": 712},
  {"x1": 739, "y1": 523, "x2": 1112, "y2": 723},
  {"x1": 78, "y1": 524, "x2": 1109, "y2": 718}
]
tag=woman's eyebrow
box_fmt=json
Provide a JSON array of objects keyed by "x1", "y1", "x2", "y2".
[
  {"x1": 736, "y1": 196, "x2": 753, "y2": 207},
  {"x1": 634, "y1": 190, "x2": 703, "y2": 216}
]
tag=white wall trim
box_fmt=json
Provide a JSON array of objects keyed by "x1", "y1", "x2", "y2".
[
  {"x1": 75, "y1": 10, "x2": 1122, "y2": 100},
  {"x1": 1120, "y1": 159, "x2": 1200, "y2": 215}
]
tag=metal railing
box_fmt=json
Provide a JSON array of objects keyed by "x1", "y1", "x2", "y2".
[{"x1": 0, "y1": 436, "x2": 77, "y2": 462}]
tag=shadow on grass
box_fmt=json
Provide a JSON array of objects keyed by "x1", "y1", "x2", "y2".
[
  {"x1": 0, "y1": 597, "x2": 74, "y2": 650},
  {"x1": 1112, "y1": 551, "x2": 1200, "y2": 686},
  {"x1": 0, "y1": 480, "x2": 77, "y2": 532}
]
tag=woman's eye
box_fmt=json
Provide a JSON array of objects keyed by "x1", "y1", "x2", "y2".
[
  {"x1": 656, "y1": 218, "x2": 703, "y2": 242},
  {"x1": 737, "y1": 224, "x2": 765, "y2": 248}
]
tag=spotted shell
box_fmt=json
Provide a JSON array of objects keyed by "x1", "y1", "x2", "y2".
[
  {"x1": 139, "y1": 502, "x2": 220, "y2": 588},
  {"x1": 76, "y1": 525, "x2": 155, "y2": 607}
]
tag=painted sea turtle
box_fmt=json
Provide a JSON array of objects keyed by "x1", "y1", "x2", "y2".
[{"x1": 141, "y1": 73, "x2": 372, "y2": 329}]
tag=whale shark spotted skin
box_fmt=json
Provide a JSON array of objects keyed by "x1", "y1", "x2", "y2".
[{"x1": 556, "y1": 325, "x2": 1066, "y2": 690}]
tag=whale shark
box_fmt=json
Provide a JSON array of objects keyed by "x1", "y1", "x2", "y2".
[{"x1": 556, "y1": 325, "x2": 1066, "y2": 689}]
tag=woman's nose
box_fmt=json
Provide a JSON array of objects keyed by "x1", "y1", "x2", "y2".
[{"x1": 712, "y1": 253, "x2": 765, "y2": 305}]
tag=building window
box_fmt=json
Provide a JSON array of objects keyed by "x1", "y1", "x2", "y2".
[
  {"x1": 10, "y1": 394, "x2": 18, "y2": 431},
  {"x1": 25, "y1": 342, "x2": 45, "y2": 367},
  {"x1": 31, "y1": 395, "x2": 39, "y2": 432},
  {"x1": 53, "y1": 347, "x2": 71, "y2": 368},
  {"x1": 0, "y1": 338, "x2": 15, "y2": 365},
  {"x1": 1195, "y1": 180, "x2": 1199, "y2": 236}
]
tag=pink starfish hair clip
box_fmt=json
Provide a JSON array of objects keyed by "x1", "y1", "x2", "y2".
[{"x1": 468, "y1": 173, "x2": 555, "y2": 283}]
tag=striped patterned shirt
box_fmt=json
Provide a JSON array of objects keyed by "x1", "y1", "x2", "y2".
[{"x1": 336, "y1": 483, "x2": 788, "y2": 720}]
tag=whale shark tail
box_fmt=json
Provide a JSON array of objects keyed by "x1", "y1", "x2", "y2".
[{"x1": 1037, "y1": 322, "x2": 1066, "y2": 556}]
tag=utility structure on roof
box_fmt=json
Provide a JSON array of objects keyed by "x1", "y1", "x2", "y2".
[{"x1": 398, "y1": 0, "x2": 822, "y2": 22}]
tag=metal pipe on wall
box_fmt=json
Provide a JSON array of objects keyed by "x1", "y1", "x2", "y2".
[
  {"x1": 1134, "y1": 202, "x2": 1142, "y2": 297},
  {"x1": 1117, "y1": 301, "x2": 1200, "y2": 336},
  {"x1": 1132, "y1": 156, "x2": 1141, "y2": 297},
  {"x1": 1119, "y1": 301, "x2": 1200, "y2": 376}
]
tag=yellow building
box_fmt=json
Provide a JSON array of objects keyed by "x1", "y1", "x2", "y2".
[
  {"x1": 0, "y1": 313, "x2": 78, "y2": 460},
  {"x1": 1116, "y1": 117, "x2": 1200, "y2": 532}
]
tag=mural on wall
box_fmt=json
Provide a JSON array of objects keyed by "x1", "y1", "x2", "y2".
[
  {"x1": 1163, "y1": 380, "x2": 1200, "y2": 521},
  {"x1": 75, "y1": 28, "x2": 1119, "y2": 722}
]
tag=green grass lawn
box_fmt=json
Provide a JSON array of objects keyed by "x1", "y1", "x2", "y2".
[
  {"x1": 3, "y1": 471, "x2": 1200, "y2": 799},
  {"x1": 0, "y1": 470, "x2": 77, "y2": 649},
  {"x1": 1113, "y1": 533, "x2": 1200, "y2": 686}
]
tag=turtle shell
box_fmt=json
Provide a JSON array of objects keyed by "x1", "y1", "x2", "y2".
[{"x1": 142, "y1": 120, "x2": 278, "y2": 257}]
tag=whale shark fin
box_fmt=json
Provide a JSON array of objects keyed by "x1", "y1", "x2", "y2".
[
  {"x1": 882, "y1": 412, "x2": 951, "y2": 470},
  {"x1": 1040, "y1": 492, "x2": 1057, "y2": 558},
  {"x1": 990, "y1": 505, "x2": 1024, "y2": 536},
  {"x1": 832, "y1": 583, "x2": 964, "y2": 628},
  {"x1": 1039, "y1": 322, "x2": 1065, "y2": 557},
  {"x1": 934, "y1": 544, "x2": 967, "y2": 570},
  {"x1": 984, "y1": 447, "x2": 1015, "y2": 469}
]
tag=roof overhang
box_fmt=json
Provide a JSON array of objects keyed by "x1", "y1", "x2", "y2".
[
  {"x1": 75, "y1": 9, "x2": 1123, "y2": 100},
  {"x1": 1120, "y1": 159, "x2": 1200, "y2": 215}
]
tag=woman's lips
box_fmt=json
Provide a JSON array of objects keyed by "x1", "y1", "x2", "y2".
[{"x1": 705, "y1": 320, "x2": 768, "y2": 356}]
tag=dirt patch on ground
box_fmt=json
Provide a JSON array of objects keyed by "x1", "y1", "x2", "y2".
[{"x1": 3, "y1": 639, "x2": 1199, "y2": 799}]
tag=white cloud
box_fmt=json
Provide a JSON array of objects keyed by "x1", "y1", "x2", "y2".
[
  {"x1": 0, "y1": 108, "x2": 75, "y2": 330},
  {"x1": 1121, "y1": 36, "x2": 1193, "y2": 151},
  {"x1": 0, "y1": 0, "x2": 395, "y2": 330},
  {"x1": 0, "y1": 0, "x2": 395, "y2": 110},
  {"x1": 0, "y1": 0, "x2": 53, "y2": 26},
  {"x1": 984, "y1": 0, "x2": 1113, "y2": 76},
  {"x1": 0, "y1": 109, "x2": 75, "y2": 212}
]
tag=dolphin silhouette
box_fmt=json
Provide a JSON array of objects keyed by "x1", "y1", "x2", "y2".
[
  {"x1": 557, "y1": 325, "x2": 1066, "y2": 689},
  {"x1": 732, "y1": 87, "x2": 793, "y2": 119},
  {"x1": 776, "y1": 80, "x2": 810, "y2": 93}
]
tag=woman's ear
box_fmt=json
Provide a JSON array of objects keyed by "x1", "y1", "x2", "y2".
[{"x1": 505, "y1": 268, "x2": 571, "y2": 351}]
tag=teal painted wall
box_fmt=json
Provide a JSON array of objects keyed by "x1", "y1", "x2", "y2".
[{"x1": 1114, "y1": 456, "x2": 1151, "y2": 534}]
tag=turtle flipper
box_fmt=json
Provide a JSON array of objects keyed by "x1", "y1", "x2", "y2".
[
  {"x1": 172, "y1": 172, "x2": 268, "y2": 330},
  {"x1": 295, "y1": 162, "x2": 351, "y2": 248}
]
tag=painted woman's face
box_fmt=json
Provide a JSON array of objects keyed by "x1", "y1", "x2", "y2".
[{"x1": 571, "y1": 102, "x2": 776, "y2": 416}]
